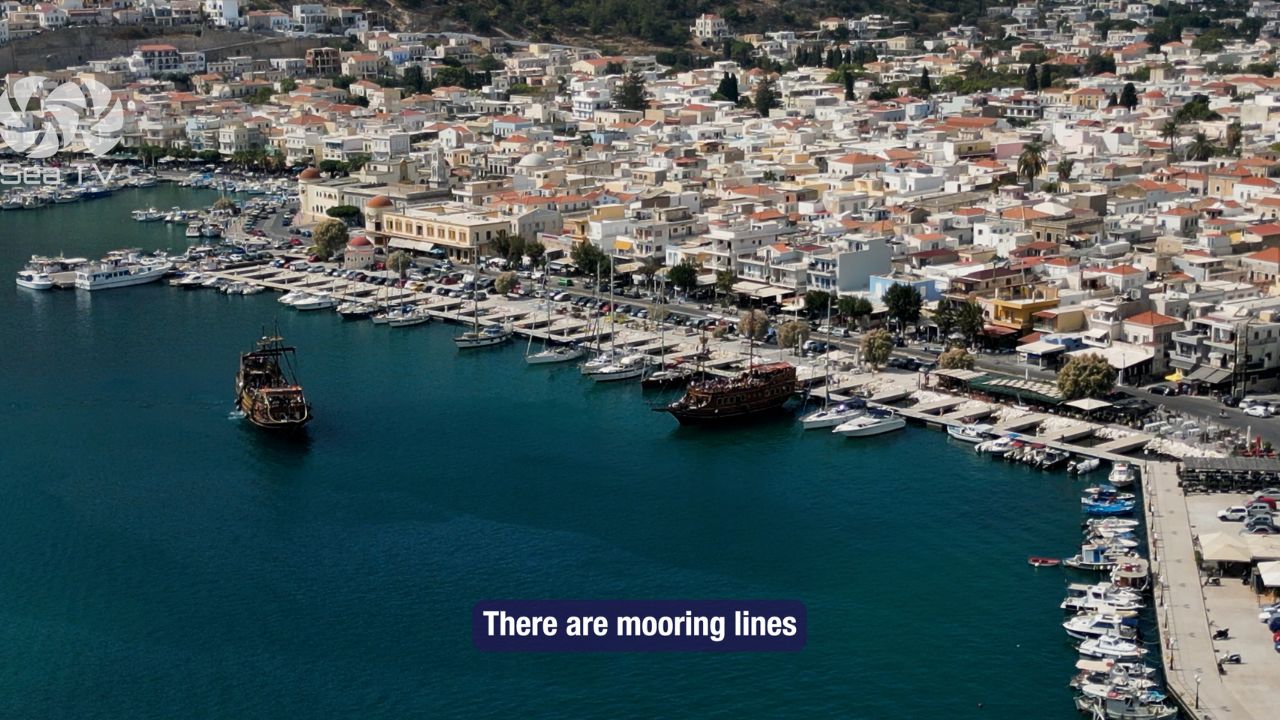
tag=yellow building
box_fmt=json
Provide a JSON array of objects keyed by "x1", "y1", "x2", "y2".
[{"x1": 987, "y1": 286, "x2": 1061, "y2": 334}]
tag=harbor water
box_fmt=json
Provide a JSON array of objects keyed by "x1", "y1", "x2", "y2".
[{"x1": 2, "y1": 188, "x2": 1123, "y2": 718}]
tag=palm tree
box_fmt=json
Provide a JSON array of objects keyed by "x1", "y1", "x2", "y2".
[
  {"x1": 1186, "y1": 132, "x2": 1216, "y2": 162},
  {"x1": 1159, "y1": 119, "x2": 1180, "y2": 148},
  {"x1": 1017, "y1": 141, "x2": 1046, "y2": 189},
  {"x1": 1226, "y1": 121, "x2": 1243, "y2": 157},
  {"x1": 1056, "y1": 158, "x2": 1075, "y2": 184}
]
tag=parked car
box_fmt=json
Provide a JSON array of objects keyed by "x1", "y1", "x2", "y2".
[
  {"x1": 1244, "y1": 405, "x2": 1270, "y2": 418},
  {"x1": 1218, "y1": 506, "x2": 1249, "y2": 522},
  {"x1": 1149, "y1": 385, "x2": 1177, "y2": 397}
]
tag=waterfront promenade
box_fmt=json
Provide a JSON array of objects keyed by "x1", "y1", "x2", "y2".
[{"x1": 1144, "y1": 462, "x2": 1269, "y2": 720}]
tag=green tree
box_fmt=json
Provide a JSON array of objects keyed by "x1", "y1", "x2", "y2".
[
  {"x1": 714, "y1": 72, "x2": 739, "y2": 103},
  {"x1": 753, "y1": 77, "x2": 778, "y2": 115},
  {"x1": 883, "y1": 283, "x2": 923, "y2": 334},
  {"x1": 311, "y1": 219, "x2": 349, "y2": 261},
  {"x1": 524, "y1": 239, "x2": 546, "y2": 268},
  {"x1": 279, "y1": 77, "x2": 297, "y2": 93},
  {"x1": 803, "y1": 289, "x2": 832, "y2": 318},
  {"x1": 1119, "y1": 82, "x2": 1138, "y2": 110},
  {"x1": 326, "y1": 204, "x2": 363, "y2": 222},
  {"x1": 1057, "y1": 354, "x2": 1117, "y2": 400},
  {"x1": 1024, "y1": 63, "x2": 1039, "y2": 91},
  {"x1": 212, "y1": 197, "x2": 237, "y2": 212},
  {"x1": 494, "y1": 271, "x2": 518, "y2": 294},
  {"x1": 737, "y1": 309, "x2": 770, "y2": 341},
  {"x1": 918, "y1": 67, "x2": 932, "y2": 94},
  {"x1": 843, "y1": 69, "x2": 855, "y2": 100},
  {"x1": 1017, "y1": 140, "x2": 1047, "y2": 188},
  {"x1": 668, "y1": 260, "x2": 700, "y2": 294},
  {"x1": 841, "y1": 296, "x2": 873, "y2": 328},
  {"x1": 403, "y1": 65, "x2": 425, "y2": 93},
  {"x1": 954, "y1": 300, "x2": 985, "y2": 346},
  {"x1": 777, "y1": 320, "x2": 810, "y2": 354},
  {"x1": 1187, "y1": 131, "x2": 1216, "y2": 162},
  {"x1": 938, "y1": 348, "x2": 975, "y2": 370},
  {"x1": 1160, "y1": 119, "x2": 1180, "y2": 146},
  {"x1": 615, "y1": 71, "x2": 650, "y2": 111},
  {"x1": 570, "y1": 241, "x2": 609, "y2": 278},
  {"x1": 861, "y1": 328, "x2": 894, "y2": 371},
  {"x1": 714, "y1": 269, "x2": 739, "y2": 306},
  {"x1": 386, "y1": 250, "x2": 412, "y2": 279},
  {"x1": 1039, "y1": 64, "x2": 1053, "y2": 88}
]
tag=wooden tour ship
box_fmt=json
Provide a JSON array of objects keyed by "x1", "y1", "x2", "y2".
[
  {"x1": 661, "y1": 361, "x2": 797, "y2": 424},
  {"x1": 236, "y1": 333, "x2": 312, "y2": 431}
]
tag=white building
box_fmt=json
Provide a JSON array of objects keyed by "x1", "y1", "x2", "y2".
[
  {"x1": 203, "y1": 0, "x2": 240, "y2": 27},
  {"x1": 691, "y1": 13, "x2": 730, "y2": 41}
]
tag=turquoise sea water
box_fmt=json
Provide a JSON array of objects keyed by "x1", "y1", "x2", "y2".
[{"x1": 1, "y1": 188, "x2": 1125, "y2": 718}]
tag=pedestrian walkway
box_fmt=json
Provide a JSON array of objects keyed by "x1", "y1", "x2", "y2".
[{"x1": 1143, "y1": 462, "x2": 1257, "y2": 720}]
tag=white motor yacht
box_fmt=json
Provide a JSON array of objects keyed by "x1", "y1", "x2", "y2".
[
  {"x1": 1078, "y1": 635, "x2": 1148, "y2": 661},
  {"x1": 278, "y1": 290, "x2": 310, "y2": 305},
  {"x1": 975, "y1": 436, "x2": 1018, "y2": 455},
  {"x1": 833, "y1": 408, "x2": 906, "y2": 438},
  {"x1": 1108, "y1": 463, "x2": 1138, "y2": 488},
  {"x1": 1063, "y1": 611, "x2": 1139, "y2": 641},
  {"x1": 74, "y1": 251, "x2": 170, "y2": 291},
  {"x1": 290, "y1": 293, "x2": 337, "y2": 311},
  {"x1": 1061, "y1": 583, "x2": 1145, "y2": 613}
]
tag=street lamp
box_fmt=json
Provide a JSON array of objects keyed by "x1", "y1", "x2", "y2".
[{"x1": 1195, "y1": 673, "x2": 1202, "y2": 709}]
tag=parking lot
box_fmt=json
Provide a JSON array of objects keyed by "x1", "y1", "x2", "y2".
[{"x1": 1184, "y1": 492, "x2": 1280, "y2": 718}]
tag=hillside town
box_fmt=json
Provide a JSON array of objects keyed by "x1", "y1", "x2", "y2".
[{"x1": 4, "y1": 0, "x2": 1280, "y2": 398}]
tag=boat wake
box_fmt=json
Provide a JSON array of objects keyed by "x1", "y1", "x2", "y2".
[{"x1": 228, "y1": 410, "x2": 246, "y2": 420}]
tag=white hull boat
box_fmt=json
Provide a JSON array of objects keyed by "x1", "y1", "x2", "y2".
[
  {"x1": 1108, "y1": 463, "x2": 1138, "y2": 488},
  {"x1": 74, "y1": 257, "x2": 170, "y2": 290},
  {"x1": 1063, "y1": 612, "x2": 1139, "y2": 641},
  {"x1": 15, "y1": 271, "x2": 54, "y2": 290},
  {"x1": 1078, "y1": 635, "x2": 1147, "y2": 661},
  {"x1": 526, "y1": 345, "x2": 586, "y2": 365},
  {"x1": 454, "y1": 325, "x2": 512, "y2": 348},
  {"x1": 975, "y1": 436, "x2": 1017, "y2": 455},
  {"x1": 387, "y1": 308, "x2": 431, "y2": 327},
  {"x1": 833, "y1": 410, "x2": 906, "y2": 438},
  {"x1": 590, "y1": 355, "x2": 649, "y2": 382},
  {"x1": 947, "y1": 423, "x2": 995, "y2": 443},
  {"x1": 799, "y1": 402, "x2": 865, "y2": 430},
  {"x1": 290, "y1": 294, "x2": 337, "y2": 311}
]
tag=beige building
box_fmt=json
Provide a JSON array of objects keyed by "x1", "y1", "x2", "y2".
[{"x1": 373, "y1": 205, "x2": 512, "y2": 262}]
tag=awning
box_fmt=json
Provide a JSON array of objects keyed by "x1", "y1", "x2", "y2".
[
  {"x1": 1165, "y1": 369, "x2": 1184, "y2": 382},
  {"x1": 389, "y1": 238, "x2": 438, "y2": 253},
  {"x1": 1018, "y1": 340, "x2": 1067, "y2": 355},
  {"x1": 1186, "y1": 366, "x2": 1232, "y2": 385},
  {"x1": 696, "y1": 273, "x2": 717, "y2": 287},
  {"x1": 983, "y1": 324, "x2": 1020, "y2": 336},
  {"x1": 1257, "y1": 560, "x2": 1280, "y2": 588},
  {"x1": 1199, "y1": 532, "x2": 1251, "y2": 563},
  {"x1": 1066, "y1": 398, "x2": 1113, "y2": 412},
  {"x1": 616, "y1": 261, "x2": 643, "y2": 273}
]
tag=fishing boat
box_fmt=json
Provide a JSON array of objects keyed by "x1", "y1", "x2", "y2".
[
  {"x1": 235, "y1": 333, "x2": 312, "y2": 431},
  {"x1": 1063, "y1": 611, "x2": 1139, "y2": 641},
  {"x1": 132, "y1": 207, "x2": 164, "y2": 222},
  {"x1": 1064, "y1": 543, "x2": 1125, "y2": 572},
  {"x1": 661, "y1": 362, "x2": 796, "y2": 425},
  {"x1": 1110, "y1": 557, "x2": 1151, "y2": 592},
  {"x1": 947, "y1": 423, "x2": 996, "y2": 443},
  {"x1": 1035, "y1": 448, "x2": 1072, "y2": 470},
  {"x1": 387, "y1": 306, "x2": 432, "y2": 327},
  {"x1": 185, "y1": 222, "x2": 202, "y2": 239},
  {"x1": 1082, "y1": 497, "x2": 1137, "y2": 516},
  {"x1": 833, "y1": 407, "x2": 907, "y2": 438},
  {"x1": 799, "y1": 399, "x2": 867, "y2": 430},
  {"x1": 1108, "y1": 463, "x2": 1138, "y2": 488},
  {"x1": 1078, "y1": 635, "x2": 1148, "y2": 661},
  {"x1": 1074, "y1": 684, "x2": 1176, "y2": 720},
  {"x1": 590, "y1": 354, "x2": 649, "y2": 382},
  {"x1": 1069, "y1": 658, "x2": 1158, "y2": 691},
  {"x1": 1028, "y1": 556, "x2": 1061, "y2": 567}
]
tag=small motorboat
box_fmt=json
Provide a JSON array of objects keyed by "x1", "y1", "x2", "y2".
[
  {"x1": 1029, "y1": 556, "x2": 1062, "y2": 567},
  {"x1": 799, "y1": 399, "x2": 866, "y2": 430},
  {"x1": 1070, "y1": 458, "x2": 1102, "y2": 475},
  {"x1": 947, "y1": 423, "x2": 995, "y2": 443},
  {"x1": 1109, "y1": 462, "x2": 1138, "y2": 488}
]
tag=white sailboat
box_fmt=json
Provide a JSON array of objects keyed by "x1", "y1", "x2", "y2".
[
  {"x1": 590, "y1": 353, "x2": 649, "y2": 382},
  {"x1": 454, "y1": 289, "x2": 511, "y2": 348},
  {"x1": 799, "y1": 299, "x2": 863, "y2": 429},
  {"x1": 387, "y1": 306, "x2": 431, "y2": 327},
  {"x1": 526, "y1": 276, "x2": 583, "y2": 364}
]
